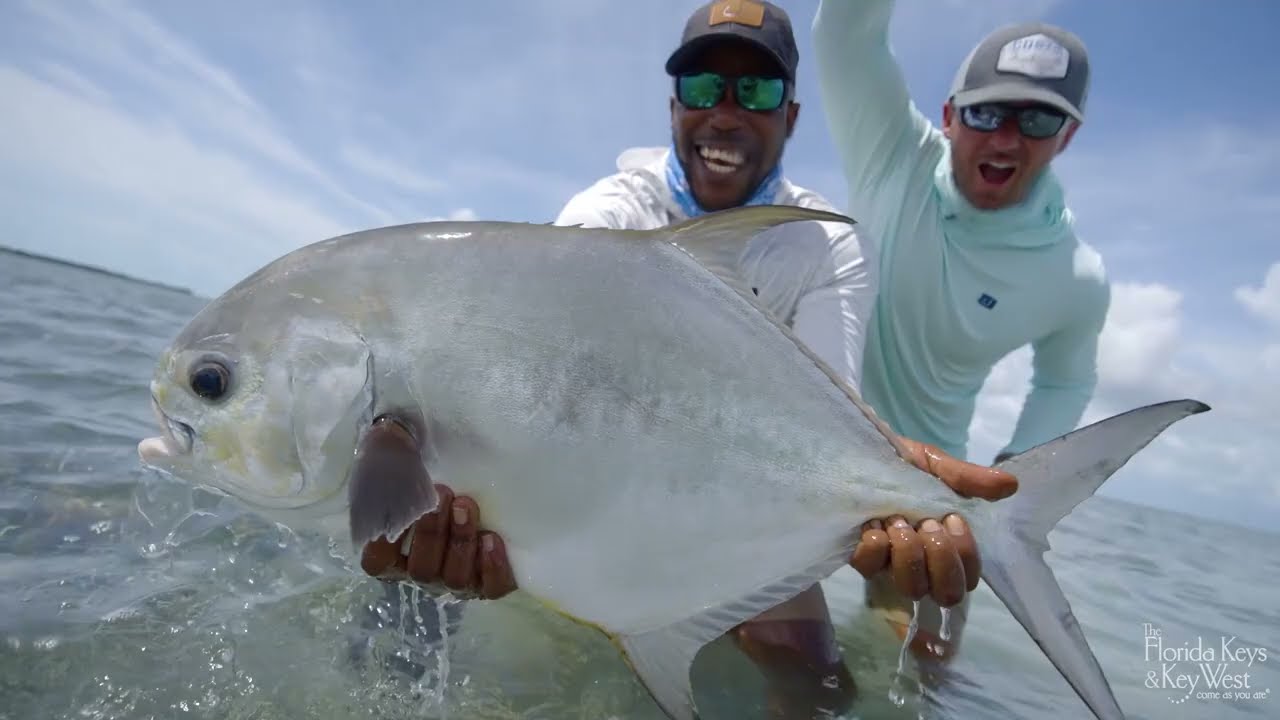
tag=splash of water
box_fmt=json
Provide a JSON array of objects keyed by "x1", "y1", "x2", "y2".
[
  {"x1": 887, "y1": 600, "x2": 921, "y2": 707},
  {"x1": 433, "y1": 591, "x2": 454, "y2": 716}
]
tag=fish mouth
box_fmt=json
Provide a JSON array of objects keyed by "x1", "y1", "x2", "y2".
[{"x1": 138, "y1": 393, "x2": 194, "y2": 464}]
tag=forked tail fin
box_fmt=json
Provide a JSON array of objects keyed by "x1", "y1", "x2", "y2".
[{"x1": 972, "y1": 399, "x2": 1210, "y2": 720}]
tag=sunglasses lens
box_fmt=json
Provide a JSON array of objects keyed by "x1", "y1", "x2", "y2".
[
  {"x1": 736, "y1": 76, "x2": 786, "y2": 111},
  {"x1": 961, "y1": 104, "x2": 1006, "y2": 131},
  {"x1": 1018, "y1": 108, "x2": 1067, "y2": 138},
  {"x1": 677, "y1": 73, "x2": 725, "y2": 109},
  {"x1": 962, "y1": 103, "x2": 1067, "y2": 138}
]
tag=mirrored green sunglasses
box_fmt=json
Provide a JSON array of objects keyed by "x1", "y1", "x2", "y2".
[{"x1": 676, "y1": 72, "x2": 787, "y2": 112}]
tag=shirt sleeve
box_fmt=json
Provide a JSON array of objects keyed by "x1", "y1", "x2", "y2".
[
  {"x1": 787, "y1": 224, "x2": 878, "y2": 391},
  {"x1": 811, "y1": 0, "x2": 945, "y2": 223},
  {"x1": 553, "y1": 175, "x2": 658, "y2": 230},
  {"x1": 999, "y1": 281, "x2": 1111, "y2": 458},
  {"x1": 553, "y1": 192, "x2": 625, "y2": 229}
]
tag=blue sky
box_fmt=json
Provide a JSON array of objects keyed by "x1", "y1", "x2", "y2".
[{"x1": 1, "y1": 0, "x2": 1277, "y2": 532}]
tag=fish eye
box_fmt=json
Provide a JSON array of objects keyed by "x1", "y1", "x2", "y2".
[{"x1": 189, "y1": 361, "x2": 231, "y2": 401}]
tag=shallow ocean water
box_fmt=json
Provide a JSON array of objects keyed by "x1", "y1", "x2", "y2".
[{"x1": 1, "y1": 247, "x2": 1276, "y2": 720}]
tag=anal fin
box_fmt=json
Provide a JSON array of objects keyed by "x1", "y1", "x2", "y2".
[
  {"x1": 348, "y1": 414, "x2": 439, "y2": 551},
  {"x1": 615, "y1": 547, "x2": 852, "y2": 720}
]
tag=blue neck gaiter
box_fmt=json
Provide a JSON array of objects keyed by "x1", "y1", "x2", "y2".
[{"x1": 664, "y1": 144, "x2": 784, "y2": 218}]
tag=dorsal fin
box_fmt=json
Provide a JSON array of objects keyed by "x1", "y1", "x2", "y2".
[
  {"x1": 655, "y1": 205, "x2": 913, "y2": 462},
  {"x1": 661, "y1": 205, "x2": 854, "y2": 300}
]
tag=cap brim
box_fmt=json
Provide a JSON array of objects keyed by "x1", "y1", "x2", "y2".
[
  {"x1": 952, "y1": 82, "x2": 1084, "y2": 122},
  {"x1": 664, "y1": 33, "x2": 793, "y2": 81}
]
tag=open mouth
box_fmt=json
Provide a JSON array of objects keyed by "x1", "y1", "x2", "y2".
[
  {"x1": 138, "y1": 394, "x2": 194, "y2": 462},
  {"x1": 697, "y1": 144, "x2": 745, "y2": 176},
  {"x1": 978, "y1": 161, "x2": 1017, "y2": 185}
]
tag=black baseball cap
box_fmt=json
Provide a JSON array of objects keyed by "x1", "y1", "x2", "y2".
[{"x1": 664, "y1": 0, "x2": 799, "y2": 83}]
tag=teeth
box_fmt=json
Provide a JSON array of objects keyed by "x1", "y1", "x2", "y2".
[
  {"x1": 698, "y1": 145, "x2": 743, "y2": 173},
  {"x1": 985, "y1": 161, "x2": 1016, "y2": 169}
]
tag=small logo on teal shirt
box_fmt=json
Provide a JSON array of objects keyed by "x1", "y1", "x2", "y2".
[{"x1": 978, "y1": 293, "x2": 998, "y2": 309}]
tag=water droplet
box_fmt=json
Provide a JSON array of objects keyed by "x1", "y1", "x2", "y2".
[
  {"x1": 887, "y1": 600, "x2": 921, "y2": 708},
  {"x1": 34, "y1": 635, "x2": 62, "y2": 650},
  {"x1": 939, "y1": 606, "x2": 952, "y2": 641}
]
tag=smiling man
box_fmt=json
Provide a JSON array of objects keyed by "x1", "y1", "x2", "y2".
[
  {"x1": 812, "y1": 0, "x2": 1112, "y2": 666},
  {"x1": 549, "y1": 7, "x2": 880, "y2": 711}
]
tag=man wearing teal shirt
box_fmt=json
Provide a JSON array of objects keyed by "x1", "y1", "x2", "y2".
[{"x1": 812, "y1": 0, "x2": 1110, "y2": 663}]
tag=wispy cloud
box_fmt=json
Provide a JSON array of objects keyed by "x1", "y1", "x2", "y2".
[{"x1": 339, "y1": 144, "x2": 446, "y2": 196}]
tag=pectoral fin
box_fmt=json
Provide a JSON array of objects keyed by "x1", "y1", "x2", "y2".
[
  {"x1": 279, "y1": 320, "x2": 435, "y2": 550},
  {"x1": 614, "y1": 547, "x2": 852, "y2": 720},
  {"x1": 348, "y1": 414, "x2": 438, "y2": 550},
  {"x1": 284, "y1": 319, "x2": 376, "y2": 489}
]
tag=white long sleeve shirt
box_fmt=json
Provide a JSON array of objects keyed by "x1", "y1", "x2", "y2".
[{"x1": 552, "y1": 146, "x2": 879, "y2": 392}]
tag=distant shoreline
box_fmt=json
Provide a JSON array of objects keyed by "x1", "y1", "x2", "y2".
[{"x1": 0, "y1": 245, "x2": 194, "y2": 296}]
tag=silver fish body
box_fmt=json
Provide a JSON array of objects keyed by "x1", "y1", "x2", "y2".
[{"x1": 138, "y1": 206, "x2": 1208, "y2": 720}]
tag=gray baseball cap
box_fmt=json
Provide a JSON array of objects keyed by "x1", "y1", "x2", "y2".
[
  {"x1": 949, "y1": 22, "x2": 1090, "y2": 122},
  {"x1": 664, "y1": 0, "x2": 799, "y2": 83}
]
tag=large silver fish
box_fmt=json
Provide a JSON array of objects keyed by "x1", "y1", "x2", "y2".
[{"x1": 137, "y1": 205, "x2": 1207, "y2": 720}]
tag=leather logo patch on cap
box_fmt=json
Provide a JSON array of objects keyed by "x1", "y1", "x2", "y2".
[{"x1": 708, "y1": 0, "x2": 765, "y2": 28}]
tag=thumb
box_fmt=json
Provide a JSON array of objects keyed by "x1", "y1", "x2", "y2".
[{"x1": 899, "y1": 437, "x2": 1018, "y2": 501}]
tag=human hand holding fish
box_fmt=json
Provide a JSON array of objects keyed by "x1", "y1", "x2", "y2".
[
  {"x1": 349, "y1": 415, "x2": 516, "y2": 599},
  {"x1": 358, "y1": 429, "x2": 1016, "y2": 610},
  {"x1": 360, "y1": 481, "x2": 517, "y2": 600}
]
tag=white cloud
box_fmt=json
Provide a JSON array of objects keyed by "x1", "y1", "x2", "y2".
[
  {"x1": 0, "y1": 64, "x2": 349, "y2": 293},
  {"x1": 34, "y1": 61, "x2": 112, "y2": 104},
  {"x1": 1095, "y1": 283, "x2": 1183, "y2": 389},
  {"x1": 968, "y1": 281, "x2": 1191, "y2": 463},
  {"x1": 1235, "y1": 262, "x2": 1280, "y2": 327},
  {"x1": 0, "y1": 0, "x2": 492, "y2": 297},
  {"x1": 969, "y1": 276, "x2": 1279, "y2": 530},
  {"x1": 16, "y1": 0, "x2": 394, "y2": 226}
]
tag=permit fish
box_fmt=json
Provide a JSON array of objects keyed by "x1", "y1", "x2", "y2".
[{"x1": 136, "y1": 205, "x2": 1207, "y2": 720}]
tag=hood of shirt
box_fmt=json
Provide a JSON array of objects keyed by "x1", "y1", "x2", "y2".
[{"x1": 932, "y1": 148, "x2": 1077, "y2": 250}]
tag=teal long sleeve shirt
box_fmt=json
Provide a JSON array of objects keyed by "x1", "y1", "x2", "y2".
[{"x1": 812, "y1": 0, "x2": 1111, "y2": 461}]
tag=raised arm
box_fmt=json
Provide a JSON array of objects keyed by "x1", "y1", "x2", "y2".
[{"x1": 811, "y1": 0, "x2": 946, "y2": 223}]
